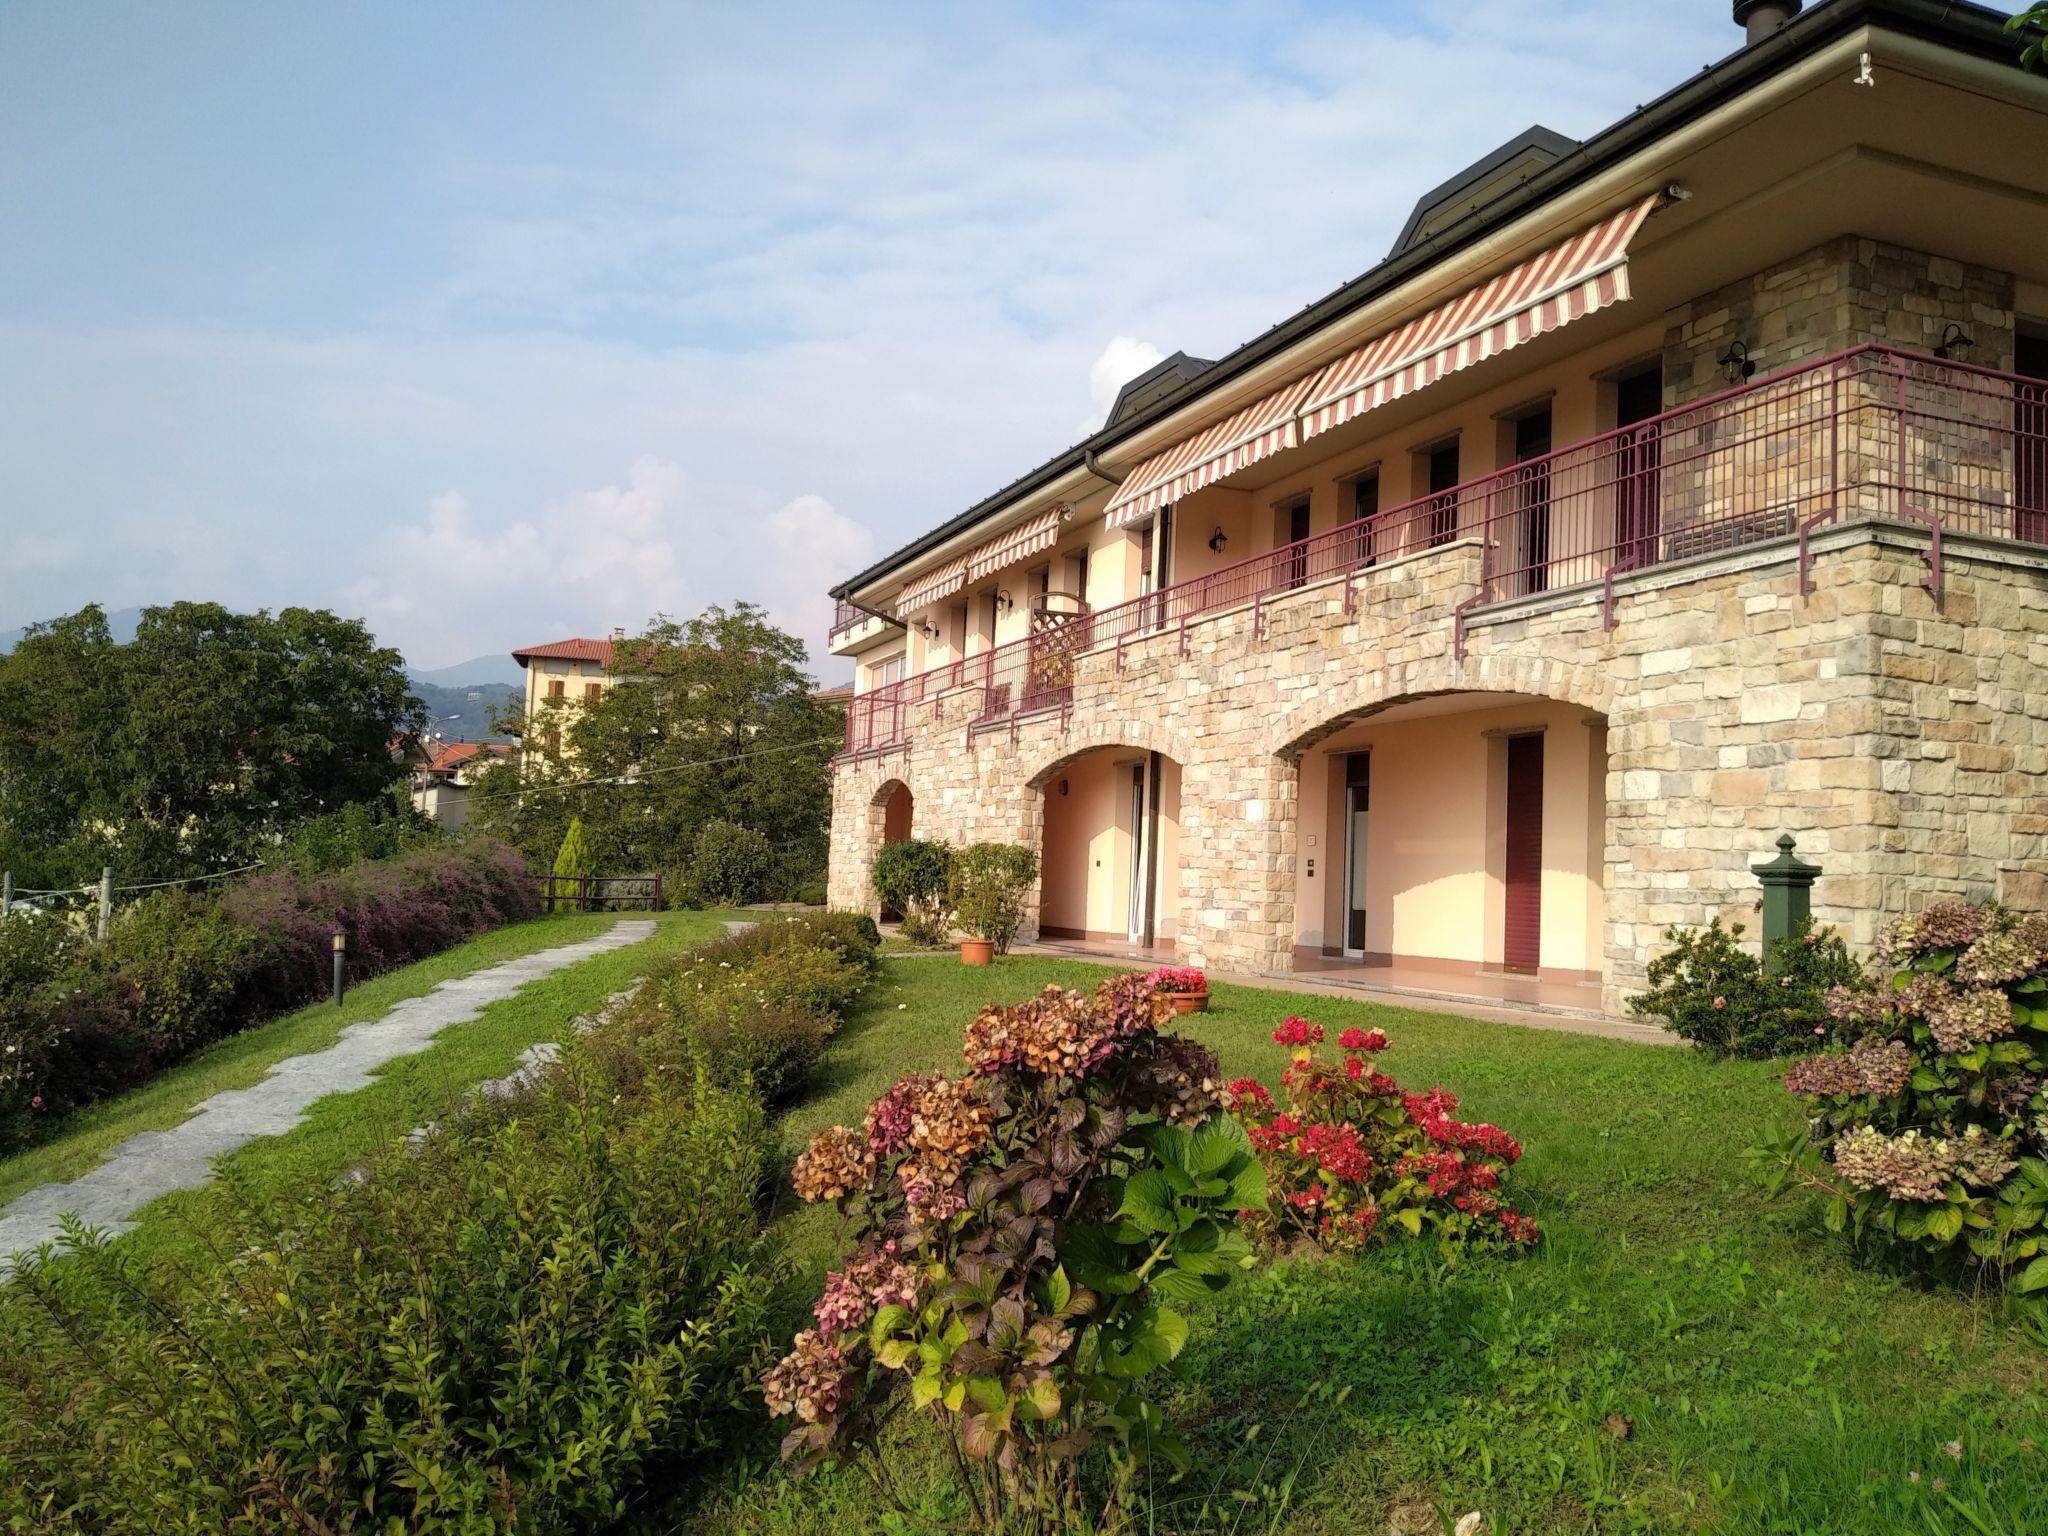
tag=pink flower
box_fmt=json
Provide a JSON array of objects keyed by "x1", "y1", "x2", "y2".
[
  {"x1": 1712, "y1": 996, "x2": 1727, "y2": 1009},
  {"x1": 29, "y1": 1096, "x2": 42, "y2": 1111}
]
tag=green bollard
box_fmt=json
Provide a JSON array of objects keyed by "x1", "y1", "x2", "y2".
[{"x1": 1751, "y1": 833, "x2": 1821, "y2": 973}]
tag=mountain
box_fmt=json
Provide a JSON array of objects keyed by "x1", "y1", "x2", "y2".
[
  {"x1": 409, "y1": 653, "x2": 525, "y2": 689},
  {"x1": 0, "y1": 605, "x2": 142, "y2": 652},
  {"x1": 411, "y1": 678, "x2": 521, "y2": 745}
]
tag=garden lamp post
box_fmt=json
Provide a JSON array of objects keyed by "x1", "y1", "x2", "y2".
[
  {"x1": 331, "y1": 928, "x2": 348, "y2": 1007},
  {"x1": 1752, "y1": 833, "x2": 1821, "y2": 972}
]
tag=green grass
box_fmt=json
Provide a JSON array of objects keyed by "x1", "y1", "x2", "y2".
[
  {"x1": 1, "y1": 909, "x2": 733, "y2": 1255},
  {"x1": 707, "y1": 955, "x2": 2048, "y2": 1536}
]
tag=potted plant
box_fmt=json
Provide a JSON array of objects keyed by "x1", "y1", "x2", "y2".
[
  {"x1": 1149, "y1": 965, "x2": 1209, "y2": 1013},
  {"x1": 946, "y1": 842, "x2": 1038, "y2": 966}
]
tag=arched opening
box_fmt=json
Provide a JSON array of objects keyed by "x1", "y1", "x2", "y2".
[
  {"x1": 1035, "y1": 746, "x2": 1182, "y2": 956},
  {"x1": 1285, "y1": 690, "x2": 1609, "y2": 1001},
  {"x1": 880, "y1": 780, "x2": 913, "y2": 846}
]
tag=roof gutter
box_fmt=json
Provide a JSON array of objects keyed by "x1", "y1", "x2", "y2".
[{"x1": 832, "y1": 0, "x2": 2024, "y2": 604}]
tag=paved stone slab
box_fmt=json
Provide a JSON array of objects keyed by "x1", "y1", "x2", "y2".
[{"x1": 0, "y1": 920, "x2": 656, "y2": 1261}]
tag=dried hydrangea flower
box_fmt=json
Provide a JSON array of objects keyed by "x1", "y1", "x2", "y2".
[
  {"x1": 1912, "y1": 900, "x2": 1988, "y2": 953},
  {"x1": 762, "y1": 1329, "x2": 857, "y2": 1423},
  {"x1": 1785, "y1": 1037, "x2": 1912, "y2": 1099},
  {"x1": 1956, "y1": 926, "x2": 2044, "y2": 986},
  {"x1": 792, "y1": 1125, "x2": 877, "y2": 1203}
]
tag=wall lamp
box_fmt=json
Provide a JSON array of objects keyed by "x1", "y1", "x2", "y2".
[
  {"x1": 1208, "y1": 526, "x2": 1229, "y2": 554},
  {"x1": 1718, "y1": 340, "x2": 1756, "y2": 385},
  {"x1": 915, "y1": 618, "x2": 939, "y2": 640},
  {"x1": 1934, "y1": 322, "x2": 1974, "y2": 361},
  {"x1": 995, "y1": 588, "x2": 1014, "y2": 613}
]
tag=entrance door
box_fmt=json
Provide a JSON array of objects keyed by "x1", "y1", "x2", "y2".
[
  {"x1": 1503, "y1": 734, "x2": 1544, "y2": 974},
  {"x1": 1426, "y1": 442, "x2": 1460, "y2": 546},
  {"x1": 1342, "y1": 754, "x2": 1370, "y2": 955},
  {"x1": 1614, "y1": 364, "x2": 1664, "y2": 570},
  {"x1": 1126, "y1": 766, "x2": 1147, "y2": 944},
  {"x1": 1513, "y1": 409, "x2": 1553, "y2": 595},
  {"x1": 2019, "y1": 334, "x2": 2048, "y2": 545}
]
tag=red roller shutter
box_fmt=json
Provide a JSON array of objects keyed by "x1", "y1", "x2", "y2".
[{"x1": 1504, "y1": 734, "x2": 1544, "y2": 974}]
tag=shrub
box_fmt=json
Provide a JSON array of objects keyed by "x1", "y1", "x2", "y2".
[
  {"x1": 1753, "y1": 900, "x2": 2048, "y2": 1319},
  {"x1": 1, "y1": 841, "x2": 540, "y2": 1152},
  {"x1": 871, "y1": 838, "x2": 952, "y2": 919},
  {"x1": 552, "y1": 815, "x2": 597, "y2": 910},
  {"x1": 766, "y1": 972, "x2": 1261, "y2": 1529},
  {"x1": 615, "y1": 912, "x2": 876, "y2": 1107},
  {"x1": 1629, "y1": 916, "x2": 1870, "y2": 1057},
  {"x1": 946, "y1": 841, "x2": 1037, "y2": 953},
  {"x1": 0, "y1": 1055, "x2": 780, "y2": 1533},
  {"x1": 691, "y1": 819, "x2": 773, "y2": 907},
  {"x1": 279, "y1": 795, "x2": 436, "y2": 874},
  {"x1": 1227, "y1": 1018, "x2": 1538, "y2": 1252}
]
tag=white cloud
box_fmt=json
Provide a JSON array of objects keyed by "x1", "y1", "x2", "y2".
[{"x1": 1085, "y1": 337, "x2": 1167, "y2": 432}]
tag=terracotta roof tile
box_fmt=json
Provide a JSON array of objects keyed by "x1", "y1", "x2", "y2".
[{"x1": 512, "y1": 637, "x2": 615, "y2": 666}]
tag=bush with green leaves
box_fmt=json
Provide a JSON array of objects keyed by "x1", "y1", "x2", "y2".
[
  {"x1": 551, "y1": 814, "x2": 597, "y2": 910},
  {"x1": 947, "y1": 841, "x2": 1038, "y2": 953},
  {"x1": 689, "y1": 818, "x2": 773, "y2": 907},
  {"x1": 95, "y1": 889, "x2": 255, "y2": 1058},
  {"x1": 617, "y1": 911, "x2": 878, "y2": 1105},
  {"x1": 872, "y1": 837, "x2": 951, "y2": 913},
  {"x1": 767, "y1": 971, "x2": 1260, "y2": 1532},
  {"x1": 1628, "y1": 916, "x2": 1870, "y2": 1057},
  {"x1": 0, "y1": 1054, "x2": 779, "y2": 1534},
  {"x1": 1753, "y1": 900, "x2": 2048, "y2": 1323}
]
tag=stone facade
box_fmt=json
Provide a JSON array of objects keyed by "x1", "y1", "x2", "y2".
[
  {"x1": 829, "y1": 240, "x2": 2048, "y2": 1012},
  {"x1": 830, "y1": 526, "x2": 2048, "y2": 1012}
]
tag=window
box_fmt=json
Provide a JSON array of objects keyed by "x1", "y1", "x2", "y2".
[
  {"x1": 1425, "y1": 442, "x2": 1460, "y2": 547},
  {"x1": 1349, "y1": 472, "x2": 1380, "y2": 568},
  {"x1": 584, "y1": 682, "x2": 602, "y2": 702},
  {"x1": 1280, "y1": 496, "x2": 1311, "y2": 588},
  {"x1": 544, "y1": 728, "x2": 561, "y2": 754},
  {"x1": 1613, "y1": 363, "x2": 1664, "y2": 569},
  {"x1": 876, "y1": 654, "x2": 905, "y2": 687},
  {"x1": 2019, "y1": 330, "x2": 2048, "y2": 544},
  {"x1": 548, "y1": 680, "x2": 565, "y2": 700},
  {"x1": 1511, "y1": 409, "x2": 1553, "y2": 596}
]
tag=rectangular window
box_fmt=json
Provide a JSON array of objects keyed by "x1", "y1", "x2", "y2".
[
  {"x1": 1350, "y1": 472, "x2": 1380, "y2": 568},
  {"x1": 1614, "y1": 363, "x2": 1664, "y2": 569},
  {"x1": 1424, "y1": 441, "x2": 1460, "y2": 547},
  {"x1": 1513, "y1": 409, "x2": 1553, "y2": 596},
  {"x1": 544, "y1": 728, "x2": 561, "y2": 754},
  {"x1": 1281, "y1": 496, "x2": 1311, "y2": 588},
  {"x1": 548, "y1": 680, "x2": 565, "y2": 699},
  {"x1": 584, "y1": 682, "x2": 602, "y2": 702},
  {"x1": 2019, "y1": 330, "x2": 2048, "y2": 544}
]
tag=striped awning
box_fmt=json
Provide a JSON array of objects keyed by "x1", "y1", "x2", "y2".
[
  {"x1": 896, "y1": 555, "x2": 967, "y2": 614},
  {"x1": 1105, "y1": 374, "x2": 1321, "y2": 529},
  {"x1": 1298, "y1": 193, "x2": 1662, "y2": 441},
  {"x1": 966, "y1": 506, "x2": 1064, "y2": 582}
]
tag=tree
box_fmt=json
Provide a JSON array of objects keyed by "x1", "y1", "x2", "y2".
[
  {"x1": 475, "y1": 603, "x2": 841, "y2": 898},
  {"x1": 0, "y1": 603, "x2": 423, "y2": 889},
  {"x1": 2015, "y1": 4, "x2": 2048, "y2": 70},
  {"x1": 551, "y1": 816, "x2": 596, "y2": 911}
]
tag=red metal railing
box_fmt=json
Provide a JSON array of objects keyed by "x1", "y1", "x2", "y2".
[
  {"x1": 830, "y1": 599, "x2": 872, "y2": 640},
  {"x1": 841, "y1": 344, "x2": 2048, "y2": 756}
]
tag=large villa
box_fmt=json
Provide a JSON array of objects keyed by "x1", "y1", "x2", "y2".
[{"x1": 824, "y1": 0, "x2": 2048, "y2": 1015}]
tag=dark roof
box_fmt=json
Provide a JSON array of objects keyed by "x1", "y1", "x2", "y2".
[
  {"x1": 831, "y1": 0, "x2": 2026, "y2": 602},
  {"x1": 1107, "y1": 352, "x2": 1216, "y2": 427},
  {"x1": 1390, "y1": 126, "x2": 1580, "y2": 257}
]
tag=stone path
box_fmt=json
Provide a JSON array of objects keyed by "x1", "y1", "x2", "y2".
[{"x1": 0, "y1": 919, "x2": 657, "y2": 1262}]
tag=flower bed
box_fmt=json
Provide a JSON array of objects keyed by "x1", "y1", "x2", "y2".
[
  {"x1": 1228, "y1": 1016, "x2": 1539, "y2": 1252},
  {"x1": 1755, "y1": 899, "x2": 2048, "y2": 1317}
]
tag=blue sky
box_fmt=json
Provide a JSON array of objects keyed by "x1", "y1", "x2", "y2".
[{"x1": 0, "y1": 0, "x2": 1738, "y2": 674}]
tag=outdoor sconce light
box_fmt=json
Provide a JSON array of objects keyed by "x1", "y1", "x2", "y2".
[
  {"x1": 1934, "y1": 322, "x2": 1974, "y2": 360},
  {"x1": 1718, "y1": 340, "x2": 1756, "y2": 385},
  {"x1": 916, "y1": 618, "x2": 939, "y2": 640},
  {"x1": 1208, "y1": 526, "x2": 1229, "y2": 554},
  {"x1": 995, "y1": 588, "x2": 1013, "y2": 613},
  {"x1": 1058, "y1": 778, "x2": 1069, "y2": 796}
]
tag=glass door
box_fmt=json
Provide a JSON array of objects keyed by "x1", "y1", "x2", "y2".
[
  {"x1": 1342, "y1": 754, "x2": 1370, "y2": 956},
  {"x1": 1127, "y1": 766, "x2": 1147, "y2": 944}
]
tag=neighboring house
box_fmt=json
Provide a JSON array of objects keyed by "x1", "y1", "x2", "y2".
[
  {"x1": 410, "y1": 741, "x2": 512, "y2": 830},
  {"x1": 827, "y1": 0, "x2": 2048, "y2": 1015},
  {"x1": 511, "y1": 634, "x2": 625, "y2": 758}
]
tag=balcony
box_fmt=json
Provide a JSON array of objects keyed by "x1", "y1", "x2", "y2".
[
  {"x1": 841, "y1": 345, "x2": 2048, "y2": 757},
  {"x1": 828, "y1": 597, "x2": 899, "y2": 656}
]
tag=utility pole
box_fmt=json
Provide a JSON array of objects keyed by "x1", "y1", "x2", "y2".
[
  {"x1": 97, "y1": 866, "x2": 113, "y2": 942},
  {"x1": 1, "y1": 870, "x2": 10, "y2": 926}
]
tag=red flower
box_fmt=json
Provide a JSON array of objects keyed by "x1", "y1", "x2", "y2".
[
  {"x1": 1338, "y1": 1027, "x2": 1389, "y2": 1053},
  {"x1": 1227, "y1": 1076, "x2": 1272, "y2": 1107},
  {"x1": 1345, "y1": 1056, "x2": 1365, "y2": 1081},
  {"x1": 1272, "y1": 1016, "x2": 1324, "y2": 1048}
]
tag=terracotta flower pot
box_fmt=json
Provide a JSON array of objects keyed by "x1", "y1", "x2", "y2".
[
  {"x1": 960, "y1": 938, "x2": 995, "y2": 967},
  {"x1": 1166, "y1": 991, "x2": 1209, "y2": 1015}
]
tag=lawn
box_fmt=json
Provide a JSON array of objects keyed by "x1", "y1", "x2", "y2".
[
  {"x1": 0, "y1": 908, "x2": 732, "y2": 1259},
  {"x1": 708, "y1": 954, "x2": 2048, "y2": 1536}
]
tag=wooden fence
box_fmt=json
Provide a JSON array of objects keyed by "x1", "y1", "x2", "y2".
[{"x1": 538, "y1": 874, "x2": 666, "y2": 913}]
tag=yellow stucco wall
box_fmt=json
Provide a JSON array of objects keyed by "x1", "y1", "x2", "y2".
[
  {"x1": 1293, "y1": 694, "x2": 1604, "y2": 976},
  {"x1": 1039, "y1": 750, "x2": 1181, "y2": 940}
]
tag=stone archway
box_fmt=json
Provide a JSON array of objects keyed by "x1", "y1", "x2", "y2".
[{"x1": 1026, "y1": 730, "x2": 1191, "y2": 954}]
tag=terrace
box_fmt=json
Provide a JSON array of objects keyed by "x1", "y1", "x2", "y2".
[{"x1": 842, "y1": 344, "x2": 2048, "y2": 757}]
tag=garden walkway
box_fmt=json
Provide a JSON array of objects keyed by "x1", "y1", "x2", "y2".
[{"x1": 0, "y1": 919, "x2": 657, "y2": 1264}]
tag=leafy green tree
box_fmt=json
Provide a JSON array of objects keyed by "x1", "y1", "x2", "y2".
[
  {"x1": 551, "y1": 816, "x2": 596, "y2": 910},
  {"x1": 2015, "y1": 3, "x2": 2048, "y2": 69},
  {"x1": 474, "y1": 603, "x2": 841, "y2": 897},
  {"x1": 0, "y1": 603, "x2": 422, "y2": 889}
]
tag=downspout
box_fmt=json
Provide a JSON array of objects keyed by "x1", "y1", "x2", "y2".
[{"x1": 1084, "y1": 447, "x2": 1128, "y2": 486}]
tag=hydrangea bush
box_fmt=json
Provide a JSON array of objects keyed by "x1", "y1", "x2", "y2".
[
  {"x1": 1628, "y1": 916, "x2": 1871, "y2": 1058},
  {"x1": 1228, "y1": 1018, "x2": 1539, "y2": 1253},
  {"x1": 765, "y1": 971, "x2": 1264, "y2": 1532},
  {"x1": 1754, "y1": 899, "x2": 2048, "y2": 1317}
]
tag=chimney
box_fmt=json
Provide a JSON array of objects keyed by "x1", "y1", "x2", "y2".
[
  {"x1": 1733, "y1": 0, "x2": 1802, "y2": 43},
  {"x1": 612, "y1": 626, "x2": 625, "y2": 641}
]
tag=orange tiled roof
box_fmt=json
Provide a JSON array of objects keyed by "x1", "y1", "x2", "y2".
[
  {"x1": 426, "y1": 741, "x2": 510, "y2": 773},
  {"x1": 512, "y1": 637, "x2": 615, "y2": 666}
]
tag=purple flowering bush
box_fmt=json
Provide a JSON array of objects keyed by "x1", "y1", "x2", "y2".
[
  {"x1": 766, "y1": 971, "x2": 1263, "y2": 1533},
  {"x1": 1754, "y1": 899, "x2": 2048, "y2": 1319},
  {"x1": 0, "y1": 839, "x2": 541, "y2": 1151}
]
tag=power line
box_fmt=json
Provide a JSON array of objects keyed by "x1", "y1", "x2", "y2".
[{"x1": 9, "y1": 862, "x2": 267, "y2": 899}]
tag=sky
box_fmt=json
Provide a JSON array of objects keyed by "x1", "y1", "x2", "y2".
[{"x1": 0, "y1": 0, "x2": 1741, "y2": 678}]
